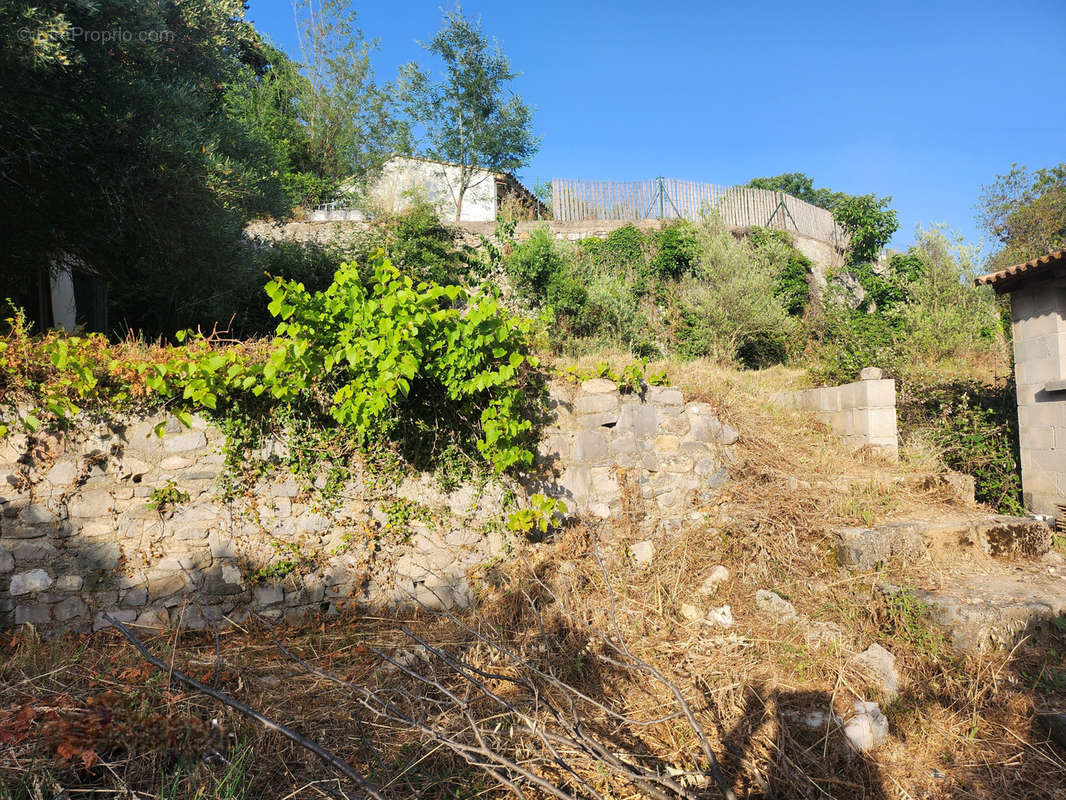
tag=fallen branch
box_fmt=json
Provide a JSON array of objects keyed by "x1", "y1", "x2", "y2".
[{"x1": 101, "y1": 612, "x2": 385, "y2": 800}]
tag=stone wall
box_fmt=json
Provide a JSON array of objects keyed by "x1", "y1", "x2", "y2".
[
  {"x1": 771, "y1": 369, "x2": 897, "y2": 459},
  {"x1": 1010, "y1": 279, "x2": 1066, "y2": 516},
  {"x1": 538, "y1": 380, "x2": 736, "y2": 522},
  {"x1": 0, "y1": 381, "x2": 737, "y2": 633}
]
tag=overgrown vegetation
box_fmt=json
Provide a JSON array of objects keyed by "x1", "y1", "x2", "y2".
[
  {"x1": 501, "y1": 217, "x2": 812, "y2": 366},
  {"x1": 1, "y1": 251, "x2": 545, "y2": 477}
]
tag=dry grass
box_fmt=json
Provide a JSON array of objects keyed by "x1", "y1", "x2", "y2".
[{"x1": 3, "y1": 359, "x2": 1065, "y2": 799}]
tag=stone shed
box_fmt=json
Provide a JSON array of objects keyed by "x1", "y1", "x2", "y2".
[{"x1": 976, "y1": 249, "x2": 1066, "y2": 516}]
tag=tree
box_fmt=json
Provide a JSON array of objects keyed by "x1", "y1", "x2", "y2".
[
  {"x1": 400, "y1": 8, "x2": 539, "y2": 221},
  {"x1": 0, "y1": 0, "x2": 292, "y2": 333},
  {"x1": 292, "y1": 0, "x2": 408, "y2": 187},
  {"x1": 977, "y1": 163, "x2": 1066, "y2": 268},
  {"x1": 747, "y1": 172, "x2": 849, "y2": 211},
  {"x1": 833, "y1": 194, "x2": 899, "y2": 266}
]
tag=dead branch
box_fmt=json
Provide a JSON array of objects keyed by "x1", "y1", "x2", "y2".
[{"x1": 101, "y1": 612, "x2": 386, "y2": 800}]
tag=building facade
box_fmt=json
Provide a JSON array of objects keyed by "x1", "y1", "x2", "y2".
[{"x1": 977, "y1": 250, "x2": 1066, "y2": 516}]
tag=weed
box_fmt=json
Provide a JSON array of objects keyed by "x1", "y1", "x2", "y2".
[{"x1": 147, "y1": 480, "x2": 190, "y2": 513}]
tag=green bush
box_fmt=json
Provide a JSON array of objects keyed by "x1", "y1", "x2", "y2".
[
  {"x1": 377, "y1": 199, "x2": 470, "y2": 285},
  {"x1": 748, "y1": 227, "x2": 813, "y2": 317},
  {"x1": 602, "y1": 224, "x2": 647, "y2": 269},
  {"x1": 898, "y1": 379, "x2": 1024, "y2": 514},
  {"x1": 674, "y1": 215, "x2": 795, "y2": 365},
  {"x1": 506, "y1": 227, "x2": 569, "y2": 298},
  {"x1": 264, "y1": 253, "x2": 544, "y2": 473},
  {"x1": 545, "y1": 270, "x2": 591, "y2": 336},
  {"x1": 812, "y1": 226, "x2": 1003, "y2": 384},
  {"x1": 650, "y1": 221, "x2": 698, "y2": 279}
]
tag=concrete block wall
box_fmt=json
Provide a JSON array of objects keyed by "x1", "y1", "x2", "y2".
[
  {"x1": 1011, "y1": 282, "x2": 1066, "y2": 516},
  {"x1": 0, "y1": 381, "x2": 737, "y2": 633},
  {"x1": 771, "y1": 371, "x2": 897, "y2": 459}
]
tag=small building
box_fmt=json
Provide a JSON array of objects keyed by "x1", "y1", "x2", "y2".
[
  {"x1": 976, "y1": 250, "x2": 1066, "y2": 516},
  {"x1": 311, "y1": 155, "x2": 546, "y2": 222}
]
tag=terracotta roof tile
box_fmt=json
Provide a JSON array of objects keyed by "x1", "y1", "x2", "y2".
[{"x1": 974, "y1": 249, "x2": 1066, "y2": 292}]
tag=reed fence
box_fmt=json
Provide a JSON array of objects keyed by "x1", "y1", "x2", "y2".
[{"x1": 550, "y1": 177, "x2": 847, "y2": 248}]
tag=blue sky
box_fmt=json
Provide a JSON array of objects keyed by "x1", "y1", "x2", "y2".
[{"x1": 247, "y1": 0, "x2": 1065, "y2": 255}]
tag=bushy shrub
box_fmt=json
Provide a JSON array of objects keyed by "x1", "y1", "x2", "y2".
[
  {"x1": 650, "y1": 221, "x2": 698, "y2": 279},
  {"x1": 602, "y1": 224, "x2": 647, "y2": 270},
  {"x1": 282, "y1": 172, "x2": 339, "y2": 209},
  {"x1": 375, "y1": 199, "x2": 470, "y2": 285},
  {"x1": 506, "y1": 227, "x2": 569, "y2": 298},
  {"x1": 264, "y1": 254, "x2": 544, "y2": 472},
  {"x1": 674, "y1": 215, "x2": 795, "y2": 365},
  {"x1": 812, "y1": 226, "x2": 1004, "y2": 384},
  {"x1": 545, "y1": 270, "x2": 591, "y2": 336},
  {"x1": 584, "y1": 272, "x2": 658, "y2": 358},
  {"x1": 898, "y1": 379, "x2": 1024, "y2": 514},
  {"x1": 748, "y1": 227, "x2": 813, "y2": 316}
]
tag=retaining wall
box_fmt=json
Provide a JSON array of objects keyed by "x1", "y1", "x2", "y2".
[
  {"x1": 771, "y1": 370, "x2": 897, "y2": 458},
  {"x1": 0, "y1": 381, "x2": 737, "y2": 633}
]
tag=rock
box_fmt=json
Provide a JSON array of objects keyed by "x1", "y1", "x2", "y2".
[
  {"x1": 755, "y1": 589, "x2": 797, "y2": 621},
  {"x1": 44, "y1": 461, "x2": 79, "y2": 486},
  {"x1": 19, "y1": 503, "x2": 55, "y2": 525},
  {"x1": 648, "y1": 387, "x2": 684, "y2": 407},
  {"x1": 680, "y1": 603, "x2": 704, "y2": 622},
  {"x1": 122, "y1": 588, "x2": 148, "y2": 607},
  {"x1": 15, "y1": 604, "x2": 52, "y2": 625},
  {"x1": 579, "y1": 379, "x2": 617, "y2": 394},
  {"x1": 617, "y1": 403, "x2": 658, "y2": 437},
  {"x1": 836, "y1": 525, "x2": 924, "y2": 571},
  {"x1": 10, "y1": 569, "x2": 53, "y2": 595},
  {"x1": 705, "y1": 605, "x2": 734, "y2": 628},
  {"x1": 54, "y1": 575, "x2": 83, "y2": 591},
  {"x1": 1039, "y1": 713, "x2": 1066, "y2": 750},
  {"x1": 716, "y1": 424, "x2": 739, "y2": 446},
  {"x1": 0, "y1": 549, "x2": 13, "y2": 573},
  {"x1": 68, "y1": 489, "x2": 112, "y2": 518},
  {"x1": 842, "y1": 700, "x2": 889, "y2": 752},
  {"x1": 160, "y1": 456, "x2": 195, "y2": 470},
  {"x1": 859, "y1": 367, "x2": 883, "y2": 381},
  {"x1": 852, "y1": 644, "x2": 899, "y2": 700},
  {"x1": 699, "y1": 566, "x2": 730, "y2": 596},
  {"x1": 134, "y1": 607, "x2": 170, "y2": 629},
  {"x1": 805, "y1": 620, "x2": 847, "y2": 648},
  {"x1": 573, "y1": 430, "x2": 608, "y2": 462},
  {"x1": 53, "y1": 596, "x2": 88, "y2": 621},
  {"x1": 630, "y1": 540, "x2": 654, "y2": 566},
  {"x1": 754, "y1": 593, "x2": 797, "y2": 622},
  {"x1": 575, "y1": 393, "x2": 619, "y2": 414},
  {"x1": 254, "y1": 585, "x2": 285, "y2": 606},
  {"x1": 163, "y1": 431, "x2": 207, "y2": 453}
]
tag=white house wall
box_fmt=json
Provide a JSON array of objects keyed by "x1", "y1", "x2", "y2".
[{"x1": 369, "y1": 158, "x2": 498, "y2": 222}]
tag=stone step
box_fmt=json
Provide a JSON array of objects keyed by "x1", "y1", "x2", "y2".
[
  {"x1": 836, "y1": 515, "x2": 1052, "y2": 571},
  {"x1": 907, "y1": 561, "x2": 1066, "y2": 652}
]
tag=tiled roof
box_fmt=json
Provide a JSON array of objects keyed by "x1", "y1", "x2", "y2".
[{"x1": 974, "y1": 250, "x2": 1066, "y2": 293}]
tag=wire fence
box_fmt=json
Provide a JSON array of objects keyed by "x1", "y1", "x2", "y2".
[{"x1": 550, "y1": 177, "x2": 847, "y2": 248}]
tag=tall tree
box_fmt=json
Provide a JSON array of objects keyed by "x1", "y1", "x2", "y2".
[
  {"x1": 400, "y1": 7, "x2": 539, "y2": 221},
  {"x1": 292, "y1": 0, "x2": 408, "y2": 186},
  {"x1": 977, "y1": 163, "x2": 1066, "y2": 267},
  {"x1": 0, "y1": 0, "x2": 292, "y2": 333}
]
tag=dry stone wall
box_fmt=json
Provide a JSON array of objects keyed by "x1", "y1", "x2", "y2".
[{"x1": 0, "y1": 381, "x2": 737, "y2": 633}]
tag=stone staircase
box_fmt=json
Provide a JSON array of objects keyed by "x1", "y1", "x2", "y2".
[{"x1": 835, "y1": 515, "x2": 1066, "y2": 652}]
